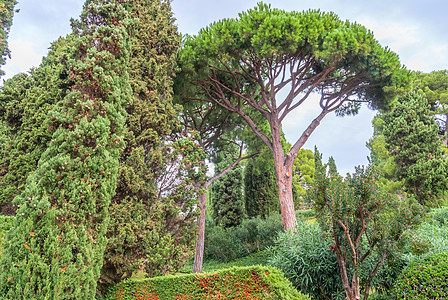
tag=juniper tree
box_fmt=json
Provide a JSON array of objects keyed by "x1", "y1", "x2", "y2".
[
  {"x1": 0, "y1": 1, "x2": 131, "y2": 298},
  {"x1": 383, "y1": 91, "x2": 448, "y2": 205},
  {"x1": 177, "y1": 3, "x2": 410, "y2": 230}
]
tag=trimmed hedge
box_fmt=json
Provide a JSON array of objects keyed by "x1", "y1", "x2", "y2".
[
  {"x1": 0, "y1": 215, "x2": 14, "y2": 257},
  {"x1": 395, "y1": 252, "x2": 448, "y2": 299},
  {"x1": 106, "y1": 266, "x2": 309, "y2": 300}
]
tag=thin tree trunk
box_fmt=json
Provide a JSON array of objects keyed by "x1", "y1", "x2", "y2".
[
  {"x1": 192, "y1": 151, "x2": 259, "y2": 273},
  {"x1": 192, "y1": 191, "x2": 206, "y2": 273}
]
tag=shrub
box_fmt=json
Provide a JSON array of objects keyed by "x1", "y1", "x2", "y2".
[
  {"x1": 430, "y1": 206, "x2": 448, "y2": 225},
  {"x1": 106, "y1": 266, "x2": 309, "y2": 300},
  {"x1": 268, "y1": 220, "x2": 344, "y2": 300},
  {"x1": 395, "y1": 252, "x2": 448, "y2": 299},
  {"x1": 0, "y1": 215, "x2": 14, "y2": 257},
  {"x1": 204, "y1": 213, "x2": 284, "y2": 262}
]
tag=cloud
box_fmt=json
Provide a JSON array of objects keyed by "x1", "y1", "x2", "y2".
[{"x1": 2, "y1": 40, "x2": 42, "y2": 79}]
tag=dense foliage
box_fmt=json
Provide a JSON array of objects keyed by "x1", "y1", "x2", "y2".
[
  {"x1": 0, "y1": 36, "x2": 74, "y2": 214},
  {"x1": 204, "y1": 213, "x2": 283, "y2": 262},
  {"x1": 0, "y1": 0, "x2": 17, "y2": 77},
  {"x1": 0, "y1": 0, "x2": 131, "y2": 297},
  {"x1": 244, "y1": 152, "x2": 279, "y2": 218},
  {"x1": 106, "y1": 266, "x2": 308, "y2": 300},
  {"x1": 100, "y1": 0, "x2": 199, "y2": 287},
  {"x1": 178, "y1": 2, "x2": 410, "y2": 230},
  {"x1": 309, "y1": 151, "x2": 425, "y2": 300},
  {"x1": 417, "y1": 70, "x2": 448, "y2": 143},
  {"x1": 210, "y1": 140, "x2": 245, "y2": 228},
  {"x1": 395, "y1": 252, "x2": 448, "y2": 299},
  {"x1": 269, "y1": 220, "x2": 343, "y2": 300},
  {"x1": 383, "y1": 91, "x2": 448, "y2": 205}
]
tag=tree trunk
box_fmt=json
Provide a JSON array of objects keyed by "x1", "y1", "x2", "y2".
[
  {"x1": 273, "y1": 150, "x2": 296, "y2": 230},
  {"x1": 192, "y1": 190, "x2": 206, "y2": 273}
]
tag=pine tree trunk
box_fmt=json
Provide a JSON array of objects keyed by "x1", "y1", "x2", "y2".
[
  {"x1": 273, "y1": 151, "x2": 296, "y2": 230},
  {"x1": 193, "y1": 190, "x2": 206, "y2": 273}
]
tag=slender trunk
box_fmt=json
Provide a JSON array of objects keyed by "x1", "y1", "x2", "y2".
[
  {"x1": 444, "y1": 114, "x2": 448, "y2": 146},
  {"x1": 192, "y1": 190, "x2": 206, "y2": 273}
]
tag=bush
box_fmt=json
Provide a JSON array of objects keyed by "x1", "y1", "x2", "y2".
[
  {"x1": 0, "y1": 215, "x2": 14, "y2": 257},
  {"x1": 268, "y1": 220, "x2": 344, "y2": 300},
  {"x1": 205, "y1": 213, "x2": 283, "y2": 262},
  {"x1": 395, "y1": 252, "x2": 448, "y2": 299},
  {"x1": 430, "y1": 206, "x2": 448, "y2": 225},
  {"x1": 106, "y1": 266, "x2": 309, "y2": 300}
]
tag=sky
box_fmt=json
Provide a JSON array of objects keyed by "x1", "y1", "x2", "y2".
[{"x1": 2, "y1": 0, "x2": 448, "y2": 174}]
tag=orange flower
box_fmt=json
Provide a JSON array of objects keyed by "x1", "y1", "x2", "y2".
[{"x1": 23, "y1": 244, "x2": 30, "y2": 249}]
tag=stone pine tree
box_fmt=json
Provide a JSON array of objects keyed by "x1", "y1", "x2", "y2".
[
  {"x1": 0, "y1": 1, "x2": 131, "y2": 298},
  {"x1": 210, "y1": 138, "x2": 245, "y2": 228},
  {"x1": 0, "y1": 0, "x2": 17, "y2": 77},
  {"x1": 177, "y1": 3, "x2": 410, "y2": 230},
  {"x1": 0, "y1": 36, "x2": 74, "y2": 215},
  {"x1": 99, "y1": 0, "x2": 198, "y2": 286},
  {"x1": 383, "y1": 91, "x2": 448, "y2": 206}
]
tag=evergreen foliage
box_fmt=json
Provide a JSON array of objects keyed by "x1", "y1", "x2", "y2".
[
  {"x1": 416, "y1": 70, "x2": 448, "y2": 143},
  {"x1": 395, "y1": 252, "x2": 448, "y2": 299},
  {"x1": 100, "y1": 0, "x2": 198, "y2": 286},
  {"x1": 244, "y1": 152, "x2": 279, "y2": 218},
  {"x1": 0, "y1": 0, "x2": 17, "y2": 77},
  {"x1": 177, "y1": 2, "x2": 410, "y2": 230},
  {"x1": 383, "y1": 91, "x2": 448, "y2": 205},
  {"x1": 0, "y1": 36, "x2": 74, "y2": 214},
  {"x1": 292, "y1": 149, "x2": 315, "y2": 207},
  {"x1": 210, "y1": 141, "x2": 245, "y2": 228},
  {"x1": 0, "y1": 0, "x2": 131, "y2": 298},
  {"x1": 366, "y1": 115, "x2": 404, "y2": 194}
]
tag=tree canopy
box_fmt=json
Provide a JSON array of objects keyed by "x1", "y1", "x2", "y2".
[{"x1": 177, "y1": 2, "x2": 410, "y2": 230}]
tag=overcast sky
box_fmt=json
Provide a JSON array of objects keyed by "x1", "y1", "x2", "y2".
[{"x1": 2, "y1": 0, "x2": 448, "y2": 174}]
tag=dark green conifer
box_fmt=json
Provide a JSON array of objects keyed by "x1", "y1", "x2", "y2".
[
  {"x1": 210, "y1": 141, "x2": 245, "y2": 228},
  {"x1": 244, "y1": 151, "x2": 279, "y2": 218},
  {"x1": 0, "y1": 0, "x2": 131, "y2": 298},
  {"x1": 0, "y1": 37, "x2": 73, "y2": 214},
  {"x1": 100, "y1": 0, "x2": 197, "y2": 285},
  {"x1": 383, "y1": 91, "x2": 448, "y2": 205}
]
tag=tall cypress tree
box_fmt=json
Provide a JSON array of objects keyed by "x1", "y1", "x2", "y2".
[
  {"x1": 0, "y1": 1, "x2": 131, "y2": 298},
  {"x1": 210, "y1": 141, "x2": 245, "y2": 228},
  {"x1": 100, "y1": 0, "x2": 197, "y2": 284},
  {"x1": 244, "y1": 150, "x2": 279, "y2": 218}
]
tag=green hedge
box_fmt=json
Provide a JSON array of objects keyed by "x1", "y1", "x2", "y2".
[
  {"x1": 0, "y1": 215, "x2": 14, "y2": 257},
  {"x1": 395, "y1": 252, "x2": 448, "y2": 299},
  {"x1": 106, "y1": 266, "x2": 309, "y2": 300}
]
